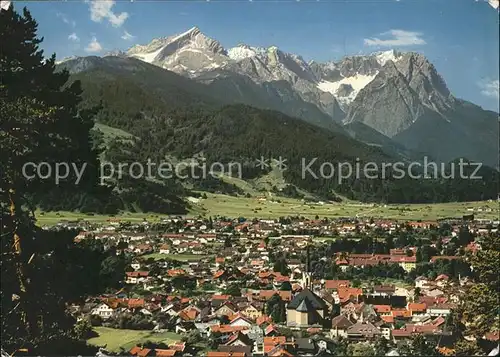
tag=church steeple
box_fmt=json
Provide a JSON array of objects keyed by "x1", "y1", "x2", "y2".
[{"x1": 302, "y1": 242, "x2": 311, "y2": 289}]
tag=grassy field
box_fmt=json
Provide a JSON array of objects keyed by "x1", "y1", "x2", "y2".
[
  {"x1": 192, "y1": 193, "x2": 499, "y2": 221},
  {"x1": 36, "y1": 210, "x2": 167, "y2": 226},
  {"x1": 140, "y1": 253, "x2": 209, "y2": 262},
  {"x1": 35, "y1": 194, "x2": 498, "y2": 226},
  {"x1": 87, "y1": 327, "x2": 181, "y2": 352},
  {"x1": 94, "y1": 123, "x2": 136, "y2": 143},
  {"x1": 218, "y1": 170, "x2": 324, "y2": 200}
]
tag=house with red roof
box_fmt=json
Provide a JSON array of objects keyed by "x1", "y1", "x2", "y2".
[
  {"x1": 169, "y1": 342, "x2": 186, "y2": 353},
  {"x1": 324, "y1": 280, "x2": 351, "y2": 290},
  {"x1": 337, "y1": 288, "x2": 363, "y2": 304},
  {"x1": 127, "y1": 298, "x2": 145, "y2": 309},
  {"x1": 223, "y1": 331, "x2": 253, "y2": 348},
  {"x1": 391, "y1": 308, "x2": 412, "y2": 319},
  {"x1": 373, "y1": 305, "x2": 391, "y2": 316},
  {"x1": 256, "y1": 315, "x2": 272, "y2": 326},
  {"x1": 210, "y1": 325, "x2": 250, "y2": 336},
  {"x1": 158, "y1": 244, "x2": 171, "y2": 254},
  {"x1": 177, "y1": 306, "x2": 199, "y2": 321},
  {"x1": 229, "y1": 314, "x2": 253, "y2": 328},
  {"x1": 263, "y1": 336, "x2": 287, "y2": 353},
  {"x1": 408, "y1": 303, "x2": 427, "y2": 316},
  {"x1": 129, "y1": 346, "x2": 153, "y2": 357},
  {"x1": 154, "y1": 349, "x2": 178, "y2": 357},
  {"x1": 167, "y1": 269, "x2": 185, "y2": 277},
  {"x1": 265, "y1": 324, "x2": 279, "y2": 336},
  {"x1": 214, "y1": 302, "x2": 238, "y2": 317},
  {"x1": 125, "y1": 271, "x2": 149, "y2": 284}
]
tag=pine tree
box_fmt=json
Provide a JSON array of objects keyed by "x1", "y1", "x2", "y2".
[
  {"x1": 454, "y1": 233, "x2": 500, "y2": 345},
  {"x1": 1, "y1": 5, "x2": 99, "y2": 192},
  {"x1": 1, "y1": 4, "x2": 99, "y2": 354}
]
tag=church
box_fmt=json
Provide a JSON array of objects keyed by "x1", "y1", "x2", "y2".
[
  {"x1": 286, "y1": 244, "x2": 330, "y2": 328},
  {"x1": 286, "y1": 288, "x2": 329, "y2": 328}
]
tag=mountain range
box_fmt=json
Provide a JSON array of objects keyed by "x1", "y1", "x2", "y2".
[
  {"x1": 50, "y1": 27, "x2": 499, "y2": 211},
  {"x1": 87, "y1": 26, "x2": 497, "y2": 168}
]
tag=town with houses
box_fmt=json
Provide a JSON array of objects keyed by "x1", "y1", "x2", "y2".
[{"x1": 53, "y1": 214, "x2": 500, "y2": 357}]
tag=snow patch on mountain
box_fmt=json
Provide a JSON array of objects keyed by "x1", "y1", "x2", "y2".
[
  {"x1": 375, "y1": 50, "x2": 402, "y2": 66},
  {"x1": 228, "y1": 45, "x2": 266, "y2": 61},
  {"x1": 127, "y1": 26, "x2": 228, "y2": 74},
  {"x1": 130, "y1": 46, "x2": 164, "y2": 63},
  {"x1": 124, "y1": 27, "x2": 417, "y2": 115},
  {"x1": 169, "y1": 26, "x2": 200, "y2": 44},
  {"x1": 317, "y1": 74, "x2": 377, "y2": 105},
  {"x1": 322, "y1": 61, "x2": 338, "y2": 71},
  {"x1": 55, "y1": 55, "x2": 78, "y2": 65}
]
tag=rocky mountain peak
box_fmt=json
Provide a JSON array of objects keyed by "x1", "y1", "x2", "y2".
[
  {"x1": 373, "y1": 49, "x2": 402, "y2": 66},
  {"x1": 126, "y1": 27, "x2": 228, "y2": 75},
  {"x1": 104, "y1": 49, "x2": 127, "y2": 57},
  {"x1": 186, "y1": 26, "x2": 201, "y2": 36},
  {"x1": 395, "y1": 52, "x2": 452, "y2": 112},
  {"x1": 337, "y1": 55, "x2": 381, "y2": 77}
]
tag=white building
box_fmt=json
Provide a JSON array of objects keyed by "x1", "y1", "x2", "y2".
[{"x1": 91, "y1": 303, "x2": 114, "y2": 319}]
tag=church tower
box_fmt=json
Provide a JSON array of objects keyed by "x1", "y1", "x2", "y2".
[{"x1": 301, "y1": 243, "x2": 312, "y2": 289}]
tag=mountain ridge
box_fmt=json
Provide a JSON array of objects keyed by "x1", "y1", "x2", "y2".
[
  {"x1": 121, "y1": 28, "x2": 407, "y2": 116},
  {"x1": 63, "y1": 26, "x2": 498, "y2": 168}
]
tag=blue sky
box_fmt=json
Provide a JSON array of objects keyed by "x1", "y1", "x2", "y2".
[{"x1": 14, "y1": 0, "x2": 500, "y2": 111}]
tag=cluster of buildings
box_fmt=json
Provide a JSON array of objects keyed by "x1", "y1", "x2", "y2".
[
  {"x1": 83, "y1": 273, "x2": 469, "y2": 356},
  {"x1": 61, "y1": 215, "x2": 499, "y2": 356}
]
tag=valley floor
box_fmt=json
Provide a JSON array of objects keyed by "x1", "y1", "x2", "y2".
[{"x1": 36, "y1": 194, "x2": 499, "y2": 225}]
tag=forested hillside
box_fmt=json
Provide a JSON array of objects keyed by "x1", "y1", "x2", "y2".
[{"x1": 54, "y1": 56, "x2": 500, "y2": 209}]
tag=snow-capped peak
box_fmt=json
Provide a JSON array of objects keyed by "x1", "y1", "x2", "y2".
[
  {"x1": 374, "y1": 50, "x2": 401, "y2": 66},
  {"x1": 0, "y1": 1, "x2": 11, "y2": 11},
  {"x1": 186, "y1": 26, "x2": 200, "y2": 34},
  {"x1": 123, "y1": 28, "x2": 413, "y2": 111},
  {"x1": 127, "y1": 26, "x2": 223, "y2": 60},
  {"x1": 313, "y1": 50, "x2": 404, "y2": 107},
  {"x1": 167, "y1": 26, "x2": 201, "y2": 43},
  {"x1": 227, "y1": 44, "x2": 266, "y2": 61},
  {"x1": 126, "y1": 26, "x2": 229, "y2": 75}
]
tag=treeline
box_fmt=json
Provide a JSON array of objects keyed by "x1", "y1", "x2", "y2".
[
  {"x1": 309, "y1": 260, "x2": 408, "y2": 281},
  {"x1": 407, "y1": 259, "x2": 472, "y2": 281},
  {"x1": 281, "y1": 226, "x2": 478, "y2": 281},
  {"x1": 97, "y1": 100, "x2": 499, "y2": 205}
]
